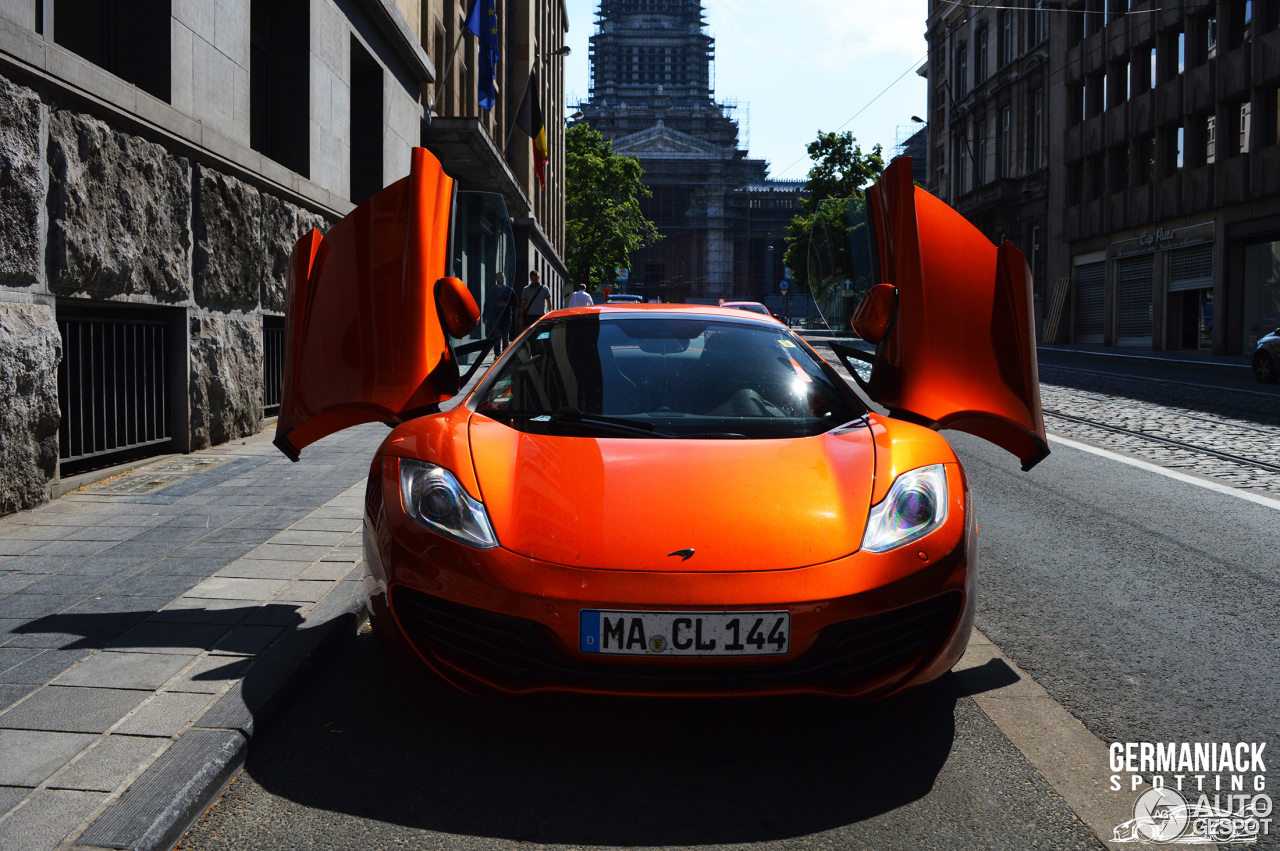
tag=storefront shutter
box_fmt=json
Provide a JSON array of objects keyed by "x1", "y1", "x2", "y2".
[
  {"x1": 1167, "y1": 243, "x2": 1214, "y2": 292},
  {"x1": 1116, "y1": 255, "x2": 1154, "y2": 346},
  {"x1": 1073, "y1": 261, "x2": 1105, "y2": 344}
]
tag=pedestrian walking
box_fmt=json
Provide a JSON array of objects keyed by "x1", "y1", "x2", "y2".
[
  {"x1": 567, "y1": 283, "x2": 594, "y2": 308},
  {"x1": 484, "y1": 272, "x2": 515, "y2": 354},
  {"x1": 519, "y1": 270, "x2": 551, "y2": 331}
]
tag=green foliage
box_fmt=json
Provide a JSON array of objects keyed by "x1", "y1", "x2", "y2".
[
  {"x1": 565, "y1": 124, "x2": 661, "y2": 290},
  {"x1": 783, "y1": 131, "x2": 884, "y2": 291}
]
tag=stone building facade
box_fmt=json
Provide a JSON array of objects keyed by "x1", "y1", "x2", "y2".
[
  {"x1": 578, "y1": 0, "x2": 801, "y2": 301},
  {"x1": 924, "y1": 0, "x2": 1280, "y2": 356},
  {"x1": 0, "y1": 0, "x2": 567, "y2": 515}
]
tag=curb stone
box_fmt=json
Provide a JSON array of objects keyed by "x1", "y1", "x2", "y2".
[{"x1": 73, "y1": 578, "x2": 367, "y2": 851}]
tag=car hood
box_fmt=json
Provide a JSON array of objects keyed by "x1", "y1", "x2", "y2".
[{"x1": 468, "y1": 414, "x2": 877, "y2": 572}]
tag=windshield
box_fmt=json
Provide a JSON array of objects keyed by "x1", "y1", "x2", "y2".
[{"x1": 472, "y1": 316, "x2": 865, "y2": 439}]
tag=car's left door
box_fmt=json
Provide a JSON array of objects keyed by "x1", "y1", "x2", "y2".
[{"x1": 273, "y1": 147, "x2": 480, "y2": 461}]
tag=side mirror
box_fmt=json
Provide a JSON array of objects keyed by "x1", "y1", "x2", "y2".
[
  {"x1": 851, "y1": 283, "x2": 897, "y2": 344},
  {"x1": 436, "y1": 277, "x2": 480, "y2": 338}
]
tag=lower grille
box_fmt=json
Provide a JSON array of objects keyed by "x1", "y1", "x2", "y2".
[{"x1": 391, "y1": 587, "x2": 962, "y2": 691}]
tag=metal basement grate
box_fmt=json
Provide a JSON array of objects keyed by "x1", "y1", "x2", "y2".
[
  {"x1": 262, "y1": 317, "x2": 284, "y2": 417},
  {"x1": 1073, "y1": 261, "x2": 1105, "y2": 344},
  {"x1": 1116, "y1": 255, "x2": 1154, "y2": 346},
  {"x1": 57, "y1": 316, "x2": 171, "y2": 469}
]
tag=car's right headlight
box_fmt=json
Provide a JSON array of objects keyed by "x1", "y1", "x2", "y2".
[
  {"x1": 861, "y1": 464, "x2": 949, "y2": 553},
  {"x1": 398, "y1": 458, "x2": 499, "y2": 549}
]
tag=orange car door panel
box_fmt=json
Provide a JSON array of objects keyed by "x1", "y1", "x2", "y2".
[
  {"x1": 861, "y1": 157, "x2": 1049, "y2": 471},
  {"x1": 275, "y1": 147, "x2": 475, "y2": 461}
]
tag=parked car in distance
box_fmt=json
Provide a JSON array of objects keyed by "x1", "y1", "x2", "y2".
[
  {"x1": 1254, "y1": 328, "x2": 1280, "y2": 383},
  {"x1": 606, "y1": 294, "x2": 644, "y2": 303},
  {"x1": 721, "y1": 301, "x2": 783, "y2": 322}
]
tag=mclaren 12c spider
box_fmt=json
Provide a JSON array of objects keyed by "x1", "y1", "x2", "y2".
[{"x1": 272, "y1": 149, "x2": 1048, "y2": 698}]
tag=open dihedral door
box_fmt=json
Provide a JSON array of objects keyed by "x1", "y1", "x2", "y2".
[
  {"x1": 274, "y1": 147, "x2": 478, "y2": 461},
  {"x1": 858, "y1": 157, "x2": 1049, "y2": 471}
]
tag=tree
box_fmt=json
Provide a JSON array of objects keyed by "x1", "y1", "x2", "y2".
[
  {"x1": 565, "y1": 124, "x2": 661, "y2": 290},
  {"x1": 783, "y1": 131, "x2": 884, "y2": 293}
]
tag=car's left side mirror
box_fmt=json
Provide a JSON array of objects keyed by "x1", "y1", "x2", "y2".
[
  {"x1": 436, "y1": 277, "x2": 480, "y2": 338},
  {"x1": 851, "y1": 283, "x2": 897, "y2": 344}
]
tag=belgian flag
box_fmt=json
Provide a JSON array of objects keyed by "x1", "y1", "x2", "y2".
[{"x1": 515, "y1": 70, "x2": 548, "y2": 189}]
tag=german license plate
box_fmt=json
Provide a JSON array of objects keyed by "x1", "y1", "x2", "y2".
[{"x1": 579, "y1": 610, "x2": 790, "y2": 656}]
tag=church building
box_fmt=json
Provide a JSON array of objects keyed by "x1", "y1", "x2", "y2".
[{"x1": 579, "y1": 0, "x2": 802, "y2": 301}]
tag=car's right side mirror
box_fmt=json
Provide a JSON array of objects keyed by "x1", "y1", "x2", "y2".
[{"x1": 851, "y1": 283, "x2": 897, "y2": 344}]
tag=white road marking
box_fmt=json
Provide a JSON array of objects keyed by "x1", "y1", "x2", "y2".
[{"x1": 1047, "y1": 433, "x2": 1280, "y2": 512}]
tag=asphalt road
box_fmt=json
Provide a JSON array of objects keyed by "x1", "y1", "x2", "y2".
[{"x1": 177, "y1": 431, "x2": 1280, "y2": 851}]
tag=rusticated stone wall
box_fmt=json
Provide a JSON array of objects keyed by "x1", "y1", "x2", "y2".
[
  {"x1": 188, "y1": 313, "x2": 264, "y2": 450},
  {"x1": 45, "y1": 108, "x2": 192, "y2": 302},
  {"x1": 0, "y1": 67, "x2": 338, "y2": 516},
  {"x1": 261, "y1": 195, "x2": 330, "y2": 313},
  {"x1": 0, "y1": 302, "x2": 62, "y2": 513},
  {"x1": 0, "y1": 75, "x2": 43, "y2": 285},
  {"x1": 195, "y1": 166, "x2": 262, "y2": 310}
]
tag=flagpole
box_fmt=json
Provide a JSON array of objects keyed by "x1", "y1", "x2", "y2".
[{"x1": 504, "y1": 68, "x2": 534, "y2": 154}]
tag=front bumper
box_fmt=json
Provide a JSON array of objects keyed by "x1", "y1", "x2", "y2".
[{"x1": 363, "y1": 461, "x2": 976, "y2": 698}]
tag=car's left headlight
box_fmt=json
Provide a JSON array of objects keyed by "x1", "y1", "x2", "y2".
[
  {"x1": 398, "y1": 458, "x2": 499, "y2": 549},
  {"x1": 861, "y1": 464, "x2": 949, "y2": 553}
]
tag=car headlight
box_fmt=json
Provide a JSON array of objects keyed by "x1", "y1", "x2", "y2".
[
  {"x1": 861, "y1": 464, "x2": 948, "y2": 554},
  {"x1": 398, "y1": 458, "x2": 499, "y2": 549}
]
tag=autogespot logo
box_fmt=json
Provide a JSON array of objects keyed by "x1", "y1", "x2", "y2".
[{"x1": 1110, "y1": 742, "x2": 1271, "y2": 844}]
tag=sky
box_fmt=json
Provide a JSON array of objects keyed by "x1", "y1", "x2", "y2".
[{"x1": 561, "y1": 0, "x2": 930, "y2": 180}]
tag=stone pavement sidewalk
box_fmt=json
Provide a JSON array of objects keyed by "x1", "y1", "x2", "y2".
[{"x1": 0, "y1": 421, "x2": 387, "y2": 851}]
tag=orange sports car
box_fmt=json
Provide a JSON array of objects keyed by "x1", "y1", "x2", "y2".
[{"x1": 273, "y1": 149, "x2": 1047, "y2": 698}]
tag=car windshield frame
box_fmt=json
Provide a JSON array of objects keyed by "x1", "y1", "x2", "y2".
[{"x1": 467, "y1": 312, "x2": 867, "y2": 440}]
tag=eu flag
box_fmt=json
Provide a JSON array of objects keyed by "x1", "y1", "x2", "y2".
[{"x1": 464, "y1": 0, "x2": 498, "y2": 111}]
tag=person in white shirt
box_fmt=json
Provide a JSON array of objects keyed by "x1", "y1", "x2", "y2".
[{"x1": 567, "y1": 284, "x2": 594, "y2": 308}]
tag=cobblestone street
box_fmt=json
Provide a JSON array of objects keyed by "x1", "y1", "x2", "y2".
[{"x1": 814, "y1": 341, "x2": 1280, "y2": 498}]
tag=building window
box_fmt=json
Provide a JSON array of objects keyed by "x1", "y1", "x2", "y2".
[
  {"x1": 1070, "y1": 83, "x2": 1085, "y2": 125},
  {"x1": 1206, "y1": 14, "x2": 1218, "y2": 61},
  {"x1": 1032, "y1": 1, "x2": 1046, "y2": 46},
  {"x1": 975, "y1": 27, "x2": 988, "y2": 85},
  {"x1": 976, "y1": 119, "x2": 988, "y2": 185},
  {"x1": 1136, "y1": 133, "x2": 1155, "y2": 184},
  {"x1": 1171, "y1": 124, "x2": 1185, "y2": 171},
  {"x1": 349, "y1": 37, "x2": 383, "y2": 205},
  {"x1": 1032, "y1": 87, "x2": 1045, "y2": 169},
  {"x1": 1110, "y1": 143, "x2": 1128, "y2": 191},
  {"x1": 1206, "y1": 114, "x2": 1217, "y2": 164},
  {"x1": 999, "y1": 11, "x2": 1013, "y2": 68},
  {"x1": 1238, "y1": 102, "x2": 1252, "y2": 154},
  {"x1": 998, "y1": 106, "x2": 1012, "y2": 178},
  {"x1": 1142, "y1": 46, "x2": 1155, "y2": 92},
  {"x1": 935, "y1": 145, "x2": 946, "y2": 189},
  {"x1": 956, "y1": 43, "x2": 968, "y2": 98},
  {"x1": 53, "y1": 0, "x2": 172, "y2": 102},
  {"x1": 250, "y1": 0, "x2": 310, "y2": 177},
  {"x1": 1067, "y1": 163, "x2": 1083, "y2": 204}
]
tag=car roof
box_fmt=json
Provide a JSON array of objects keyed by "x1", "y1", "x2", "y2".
[
  {"x1": 720, "y1": 301, "x2": 767, "y2": 307},
  {"x1": 543, "y1": 303, "x2": 781, "y2": 325}
]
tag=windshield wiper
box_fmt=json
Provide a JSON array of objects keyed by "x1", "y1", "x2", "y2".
[
  {"x1": 549, "y1": 408, "x2": 673, "y2": 439},
  {"x1": 482, "y1": 409, "x2": 672, "y2": 439}
]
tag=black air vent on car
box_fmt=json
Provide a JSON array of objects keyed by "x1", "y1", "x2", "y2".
[{"x1": 391, "y1": 587, "x2": 962, "y2": 692}]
